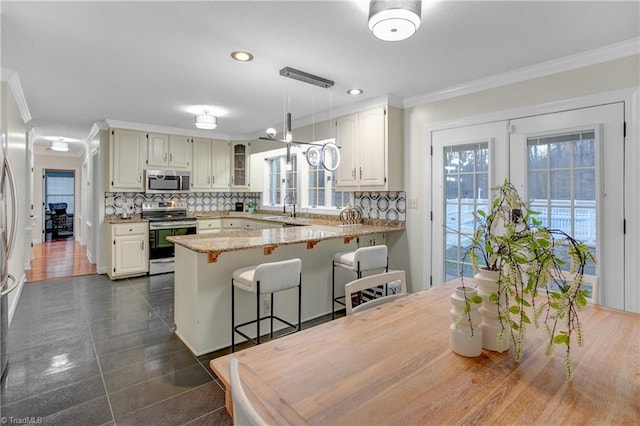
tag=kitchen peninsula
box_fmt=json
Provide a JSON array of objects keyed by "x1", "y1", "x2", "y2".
[{"x1": 168, "y1": 216, "x2": 405, "y2": 355}]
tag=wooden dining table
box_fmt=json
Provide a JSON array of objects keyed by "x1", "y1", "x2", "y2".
[{"x1": 209, "y1": 282, "x2": 640, "y2": 425}]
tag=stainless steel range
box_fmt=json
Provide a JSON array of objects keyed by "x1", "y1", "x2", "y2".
[{"x1": 142, "y1": 201, "x2": 197, "y2": 275}]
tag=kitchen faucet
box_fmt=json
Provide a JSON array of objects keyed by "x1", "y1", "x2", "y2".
[{"x1": 283, "y1": 194, "x2": 296, "y2": 218}]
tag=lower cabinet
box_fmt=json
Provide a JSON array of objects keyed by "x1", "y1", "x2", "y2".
[
  {"x1": 358, "y1": 233, "x2": 386, "y2": 247},
  {"x1": 197, "y1": 219, "x2": 221, "y2": 234},
  {"x1": 107, "y1": 222, "x2": 149, "y2": 279}
]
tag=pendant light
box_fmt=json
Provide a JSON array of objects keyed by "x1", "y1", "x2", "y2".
[{"x1": 368, "y1": 0, "x2": 422, "y2": 42}]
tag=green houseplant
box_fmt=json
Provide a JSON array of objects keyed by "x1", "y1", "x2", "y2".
[{"x1": 459, "y1": 180, "x2": 595, "y2": 379}]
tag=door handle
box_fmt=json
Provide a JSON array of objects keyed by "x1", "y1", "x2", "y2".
[
  {"x1": 140, "y1": 241, "x2": 144, "y2": 251},
  {"x1": 1, "y1": 274, "x2": 17, "y2": 297},
  {"x1": 1, "y1": 158, "x2": 17, "y2": 258}
]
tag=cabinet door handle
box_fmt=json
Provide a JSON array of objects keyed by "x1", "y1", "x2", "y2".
[
  {"x1": 170, "y1": 153, "x2": 173, "y2": 162},
  {"x1": 140, "y1": 240, "x2": 144, "y2": 251},
  {"x1": 352, "y1": 168, "x2": 356, "y2": 180},
  {"x1": 359, "y1": 167, "x2": 363, "y2": 180},
  {"x1": 163, "y1": 152, "x2": 167, "y2": 161},
  {"x1": 212, "y1": 176, "x2": 215, "y2": 184},
  {"x1": 138, "y1": 175, "x2": 142, "y2": 183}
]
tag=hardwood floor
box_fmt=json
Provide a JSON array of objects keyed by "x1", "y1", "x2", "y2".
[{"x1": 26, "y1": 239, "x2": 96, "y2": 282}]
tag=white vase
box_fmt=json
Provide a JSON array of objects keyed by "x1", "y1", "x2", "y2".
[
  {"x1": 449, "y1": 286, "x2": 483, "y2": 357},
  {"x1": 474, "y1": 269, "x2": 510, "y2": 353}
]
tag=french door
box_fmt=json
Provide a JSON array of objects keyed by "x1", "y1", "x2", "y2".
[{"x1": 431, "y1": 103, "x2": 625, "y2": 310}]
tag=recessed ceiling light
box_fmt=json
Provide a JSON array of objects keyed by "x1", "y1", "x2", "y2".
[
  {"x1": 347, "y1": 88, "x2": 363, "y2": 96},
  {"x1": 231, "y1": 51, "x2": 254, "y2": 62}
]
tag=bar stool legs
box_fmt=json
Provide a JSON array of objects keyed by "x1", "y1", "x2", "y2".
[
  {"x1": 231, "y1": 258, "x2": 302, "y2": 352},
  {"x1": 332, "y1": 245, "x2": 389, "y2": 319}
]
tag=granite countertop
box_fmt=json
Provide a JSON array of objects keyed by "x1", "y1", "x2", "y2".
[
  {"x1": 105, "y1": 214, "x2": 148, "y2": 224},
  {"x1": 167, "y1": 218, "x2": 405, "y2": 254}
]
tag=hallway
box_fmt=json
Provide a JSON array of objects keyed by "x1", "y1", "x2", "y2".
[{"x1": 26, "y1": 239, "x2": 96, "y2": 283}]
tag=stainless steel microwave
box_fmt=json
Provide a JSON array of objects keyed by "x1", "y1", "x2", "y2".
[{"x1": 145, "y1": 170, "x2": 190, "y2": 193}]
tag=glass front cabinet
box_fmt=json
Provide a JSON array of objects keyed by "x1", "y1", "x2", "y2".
[{"x1": 231, "y1": 142, "x2": 250, "y2": 190}]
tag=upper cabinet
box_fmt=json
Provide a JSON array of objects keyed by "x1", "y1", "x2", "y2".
[
  {"x1": 231, "y1": 142, "x2": 250, "y2": 190},
  {"x1": 110, "y1": 129, "x2": 146, "y2": 192},
  {"x1": 335, "y1": 105, "x2": 402, "y2": 191},
  {"x1": 191, "y1": 138, "x2": 230, "y2": 191},
  {"x1": 146, "y1": 133, "x2": 192, "y2": 170}
]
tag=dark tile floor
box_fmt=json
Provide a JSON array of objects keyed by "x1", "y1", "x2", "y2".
[
  {"x1": 0, "y1": 273, "x2": 232, "y2": 425},
  {"x1": 1, "y1": 272, "x2": 336, "y2": 425}
]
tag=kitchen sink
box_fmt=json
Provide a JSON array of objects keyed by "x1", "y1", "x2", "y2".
[{"x1": 260, "y1": 215, "x2": 308, "y2": 222}]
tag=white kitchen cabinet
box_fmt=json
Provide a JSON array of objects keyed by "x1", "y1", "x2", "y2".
[
  {"x1": 147, "y1": 133, "x2": 191, "y2": 170},
  {"x1": 107, "y1": 222, "x2": 149, "y2": 279},
  {"x1": 335, "y1": 105, "x2": 402, "y2": 191},
  {"x1": 358, "y1": 233, "x2": 386, "y2": 248},
  {"x1": 191, "y1": 138, "x2": 230, "y2": 191},
  {"x1": 197, "y1": 219, "x2": 221, "y2": 234},
  {"x1": 230, "y1": 142, "x2": 250, "y2": 190},
  {"x1": 109, "y1": 129, "x2": 146, "y2": 191},
  {"x1": 222, "y1": 218, "x2": 243, "y2": 231}
]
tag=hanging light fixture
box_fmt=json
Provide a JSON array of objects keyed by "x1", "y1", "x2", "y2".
[
  {"x1": 51, "y1": 139, "x2": 69, "y2": 152},
  {"x1": 368, "y1": 0, "x2": 422, "y2": 42},
  {"x1": 259, "y1": 67, "x2": 341, "y2": 171},
  {"x1": 194, "y1": 111, "x2": 218, "y2": 129}
]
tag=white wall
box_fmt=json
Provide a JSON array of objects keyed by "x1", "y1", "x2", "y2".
[
  {"x1": 402, "y1": 55, "x2": 640, "y2": 298},
  {"x1": 32, "y1": 153, "x2": 84, "y2": 244}
]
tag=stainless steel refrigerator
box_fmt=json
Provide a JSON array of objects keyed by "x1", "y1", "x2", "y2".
[{"x1": 0, "y1": 131, "x2": 18, "y2": 382}]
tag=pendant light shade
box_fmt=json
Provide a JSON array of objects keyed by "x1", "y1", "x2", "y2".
[
  {"x1": 195, "y1": 112, "x2": 218, "y2": 129},
  {"x1": 368, "y1": 0, "x2": 422, "y2": 42}
]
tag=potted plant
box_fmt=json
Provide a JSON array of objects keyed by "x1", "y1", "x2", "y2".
[{"x1": 457, "y1": 179, "x2": 595, "y2": 379}]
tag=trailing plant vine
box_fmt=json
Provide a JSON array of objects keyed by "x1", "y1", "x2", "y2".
[{"x1": 454, "y1": 179, "x2": 595, "y2": 379}]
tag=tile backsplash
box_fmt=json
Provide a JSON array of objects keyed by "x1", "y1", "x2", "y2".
[
  {"x1": 354, "y1": 191, "x2": 406, "y2": 222},
  {"x1": 105, "y1": 191, "x2": 406, "y2": 222},
  {"x1": 105, "y1": 192, "x2": 261, "y2": 215}
]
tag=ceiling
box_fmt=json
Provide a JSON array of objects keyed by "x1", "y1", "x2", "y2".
[{"x1": 2, "y1": 1, "x2": 639, "y2": 156}]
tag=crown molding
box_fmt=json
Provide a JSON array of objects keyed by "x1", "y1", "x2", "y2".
[
  {"x1": 241, "y1": 94, "x2": 404, "y2": 141},
  {"x1": 1, "y1": 68, "x2": 32, "y2": 124},
  {"x1": 103, "y1": 119, "x2": 232, "y2": 141},
  {"x1": 404, "y1": 37, "x2": 640, "y2": 108}
]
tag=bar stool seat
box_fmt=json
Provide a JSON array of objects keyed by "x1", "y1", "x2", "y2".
[
  {"x1": 231, "y1": 258, "x2": 302, "y2": 352},
  {"x1": 332, "y1": 245, "x2": 388, "y2": 319}
]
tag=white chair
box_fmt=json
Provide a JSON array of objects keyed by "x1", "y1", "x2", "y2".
[
  {"x1": 345, "y1": 270, "x2": 408, "y2": 315},
  {"x1": 229, "y1": 358, "x2": 267, "y2": 426},
  {"x1": 332, "y1": 245, "x2": 388, "y2": 319},
  {"x1": 231, "y1": 258, "x2": 302, "y2": 352}
]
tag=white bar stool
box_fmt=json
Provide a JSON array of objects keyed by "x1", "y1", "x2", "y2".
[
  {"x1": 332, "y1": 245, "x2": 388, "y2": 319},
  {"x1": 231, "y1": 258, "x2": 302, "y2": 352}
]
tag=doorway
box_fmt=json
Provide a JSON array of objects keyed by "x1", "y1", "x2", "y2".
[
  {"x1": 43, "y1": 169, "x2": 74, "y2": 241},
  {"x1": 431, "y1": 103, "x2": 626, "y2": 310}
]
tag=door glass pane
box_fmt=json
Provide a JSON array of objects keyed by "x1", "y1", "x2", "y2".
[
  {"x1": 443, "y1": 142, "x2": 489, "y2": 282},
  {"x1": 527, "y1": 131, "x2": 596, "y2": 274}
]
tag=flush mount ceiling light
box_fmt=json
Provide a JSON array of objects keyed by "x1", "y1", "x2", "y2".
[
  {"x1": 231, "y1": 50, "x2": 253, "y2": 62},
  {"x1": 51, "y1": 139, "x2": 69, "y2": 152},
  {"x1": 347, "y1": 88, "x2": 363, "y2": 95},
  {"x1": 368, "y1": 0, "x2": 422, "y2": 42},
  {"x1": 194, "y1": 112, "x2": 218, "y2": 129}
]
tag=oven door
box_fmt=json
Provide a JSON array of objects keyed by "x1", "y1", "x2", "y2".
[{"x1": 148, "y1": 224, "x2": 196, "y2": 275}]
